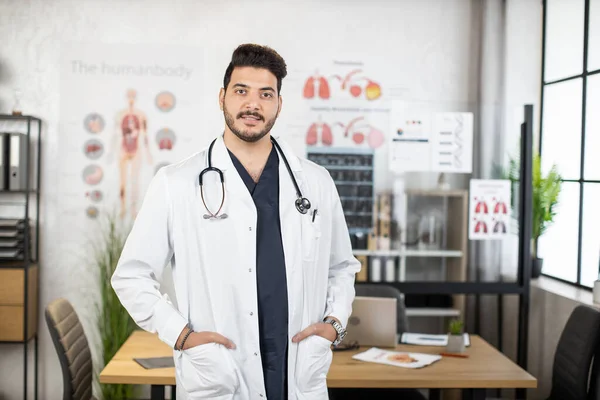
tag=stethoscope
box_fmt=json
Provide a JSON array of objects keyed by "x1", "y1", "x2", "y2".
[{"x1": 199, "y1": 136, "x2": 311, "y2": 219}]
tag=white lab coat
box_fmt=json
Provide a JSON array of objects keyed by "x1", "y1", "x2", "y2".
[{"x1": 111, "y1": 135, "x2": 360, "y2": 400}]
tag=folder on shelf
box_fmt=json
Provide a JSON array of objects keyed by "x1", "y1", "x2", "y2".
[
  {"x1": 0, "y1": 133, "x2": 5, "y2": 190},
  {"x1": 8, "y1": 133, "x2": 28, "y2": 191},
  {"x1": 0, "y1": 247, "x2": 23, "y2": 260},
  {"x1": 0, "y1": 218, "x2": 27, "y2": 228}
]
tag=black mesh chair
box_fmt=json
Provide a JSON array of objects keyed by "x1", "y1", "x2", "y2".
[{"x1": 549, "y1": 304, "x2": 600, "y2": 400}]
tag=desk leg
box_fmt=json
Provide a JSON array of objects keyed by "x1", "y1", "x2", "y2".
[
  {"x1": 151, "y1": 385, "x2": 165, "y2": 400},
  {"x1": 429, "y1": 389, "x2": 441, "y2": 400},
  {"x1": 171, "y1": 385, "x2": 176, "y2": 399}
]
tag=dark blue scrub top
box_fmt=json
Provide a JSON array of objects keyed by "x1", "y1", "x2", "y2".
[{"x1": 228, "y1": 146, "x2": 289, "y2": 399}]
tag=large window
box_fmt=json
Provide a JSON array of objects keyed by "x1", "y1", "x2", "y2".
[{"x1": 539, "y1": 0, "x2": 600, "y2": 288}]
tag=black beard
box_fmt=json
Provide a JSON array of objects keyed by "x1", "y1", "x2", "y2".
[{"x1": 223, "y1": 106, "x2": 277, "y2": 143}]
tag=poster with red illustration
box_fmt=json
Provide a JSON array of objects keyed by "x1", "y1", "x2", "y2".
[
  {"x1": 302, "y1": 68, "x2": 383, "y2": 102},
  {"x1": 469, "y1": 179, "x2": 511, "y2": 240},
  {"x1": 304, "y1": 113, "x2": 387, "y2": 149},
  {"x1": 300, "y1": 61, "x2": 389, "y2": 150}
]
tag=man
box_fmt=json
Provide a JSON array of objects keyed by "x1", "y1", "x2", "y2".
[{"x1": 112, "y1": 43, "x2": 360, "y2": 400}]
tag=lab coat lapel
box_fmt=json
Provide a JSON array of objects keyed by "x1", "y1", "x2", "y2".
[
  {"x1": 275, "y1": 137, "x2": 303, "y2": 277},
  {"x1": 210, "y1": 135, "x2": 256, "y2": 215}
]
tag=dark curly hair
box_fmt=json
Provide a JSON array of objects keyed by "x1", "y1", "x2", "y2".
[{"x1": 223, "y1": 43, "x2": 287, "y2": 95}]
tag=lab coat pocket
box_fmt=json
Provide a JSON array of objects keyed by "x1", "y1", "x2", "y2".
[
  {"x1": 296, "y1": 335, "x2": 333, "y2": 396},
  {"x1": 180, "y1": 343, "x2": 240, "y2": 398},
  {"x1": 302, "y1": 213, "x2": 322, "y2": 262}
]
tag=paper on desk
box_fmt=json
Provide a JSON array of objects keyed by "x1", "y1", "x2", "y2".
[
  {"x1": 352, "y1": 347, "x2": 441, "y2": 369},
  {"x1": 400, "y1": 333, "x2": 471, "y2": 347}
]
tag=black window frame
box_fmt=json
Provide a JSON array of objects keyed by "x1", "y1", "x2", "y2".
[{"x1": 540, "y1": 0, "x2": 600, "y2": 289}]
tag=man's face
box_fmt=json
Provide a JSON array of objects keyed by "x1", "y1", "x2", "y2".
[{"x1": 220, "y1": 66, "x2": 282, "y2": 143}]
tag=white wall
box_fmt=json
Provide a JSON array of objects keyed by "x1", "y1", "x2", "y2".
[{"x1": 0, "y1": 0, "x2": 541, "y2": 399}]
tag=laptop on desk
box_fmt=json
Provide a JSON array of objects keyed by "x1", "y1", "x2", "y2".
[{"x1": 343, "y1": 296, "x2": 397, "y2": 348}]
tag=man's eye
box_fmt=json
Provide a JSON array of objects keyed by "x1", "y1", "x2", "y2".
[
  {"x1": 263, "y1": 93, "x2": 273, "y2": 98},
  {"x1": 236, "y1": 89, "x2": 246, "y2": 94}
]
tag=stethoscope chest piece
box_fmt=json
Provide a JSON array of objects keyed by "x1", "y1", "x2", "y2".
[{"x1": 295, "y1": 197, "x2": 311, "y2": 214}]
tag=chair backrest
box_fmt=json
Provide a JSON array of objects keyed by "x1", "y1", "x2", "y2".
[
  {"x1": 354, "y1": 283, "x2": 409, "y2": 334},
  {"x1": 549, "y1": 304, "x2": 600, "y2": 400},
  {"x1": 45, "y1": 298, "x2": 94, "y2": 400}
]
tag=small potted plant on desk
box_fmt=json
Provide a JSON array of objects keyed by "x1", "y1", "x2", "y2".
[{"x1": 446, "y1": 319, "x2": 465, "y2": 354}]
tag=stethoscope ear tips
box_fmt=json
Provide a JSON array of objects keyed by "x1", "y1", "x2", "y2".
[{"x1": 295, "y1": 197, "x2": 311, "y2": 214}]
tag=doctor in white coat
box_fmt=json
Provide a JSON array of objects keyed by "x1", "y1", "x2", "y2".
[{"x1": 112, "y1": 43, "x2": 360, "y2": 400}]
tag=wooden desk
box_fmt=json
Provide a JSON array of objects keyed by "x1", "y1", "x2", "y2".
[{"x1": 100, "y1": 330, "x2": 536, "y2": 400}]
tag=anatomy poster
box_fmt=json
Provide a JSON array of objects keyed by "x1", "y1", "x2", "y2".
[
  {"x1": 469, "y1": 179, "x2": 511, "y2": 240},
  {"x1": 432, "y1": 112, "x2": 473, "y2": 173},
  {"x1": 286, "y1": 60, "x2": 391, "y2": 190},
  {"x1": 388, "y1": 103, "x2": 432, "y2": 172},
  {"x1": 300, "y1": 63, "x2": 388, "y2": 150},
  {"x1": 389, "y1": 103, "x2": 473, "y2": 174},
  {"x1": 58, "y1": 43, "x2": 203, "y2": 236}
]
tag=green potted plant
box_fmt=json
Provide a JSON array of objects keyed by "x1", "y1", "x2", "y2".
[
  {"x1": 446, "y1": 319, "x2": 465, "y2": 353},
  {"x1": 505, "y1": 153, "x2": 562, "y2": 278},
  {"x1": 92, "y1": 212, "x2": 137, "y2": 400}
]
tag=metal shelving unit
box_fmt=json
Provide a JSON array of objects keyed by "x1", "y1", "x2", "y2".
[{"x1": 0, "y1": 114, "x2": 42, "y2": 400}]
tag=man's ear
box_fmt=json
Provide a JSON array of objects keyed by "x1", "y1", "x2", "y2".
[
  {"x1": 219, "y1": 88, "x2": 225, "y2": 111},
  {"x1": 277, "y1": 95, "x2": 283, "y2": 117}
]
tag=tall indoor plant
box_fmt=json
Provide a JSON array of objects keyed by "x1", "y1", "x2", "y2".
[
  {"x1": 505, "y1": 152, "x2": 562, "y2": 277},
  {"x1": 93, "y1": 212, "x2": 136, "y2": 400}
]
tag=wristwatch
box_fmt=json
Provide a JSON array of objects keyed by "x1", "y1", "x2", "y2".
[{"x1": 324, "y1": 317, "x2": 347, "y2": 346}]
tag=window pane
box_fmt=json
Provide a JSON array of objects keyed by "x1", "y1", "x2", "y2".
[
  {"x1": 585, "y1": 75, "x2": 600, "y2": 179},
  {"x1": 589, "y1": 0, "x2": 600, "y2": 71},
  {"x1": 538, "y1": 182, "x2": 580, "y2": 282},
  {"x1": 580, "y1": 184, "x2": 600, "y2": 287},
  {"x1": 544, "y1": 0, "x2": 585, "y2": 81},
  {"x1": 541, "y1": 79, "x2": 582, "y2": 180}
]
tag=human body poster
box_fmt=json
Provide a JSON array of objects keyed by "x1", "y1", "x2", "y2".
[{"x1": 58, "y1": 43, "x2": 203, "y2": 238}]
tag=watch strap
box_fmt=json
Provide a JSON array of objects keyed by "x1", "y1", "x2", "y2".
[{"x1": 324, "y1": 317, "x2": 346, "y2": 346}]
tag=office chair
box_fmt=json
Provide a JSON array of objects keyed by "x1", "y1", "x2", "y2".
[
  {"x1": 45, "y1": 298, "x2": 96, "y2": 400},
  {"x1": 329, "y1": 284, "x2": 426, "y2": 400},
  {"x1": 548, "y1": 304, "x2": 600, "y2": 400}
]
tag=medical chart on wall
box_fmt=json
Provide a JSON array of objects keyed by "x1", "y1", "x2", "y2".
[
  {"x1": 283, "y1": 59, "x2": 393, "y2": 191},
  {"x1": 58, "y1": 43, "x2": 204, "y2": 236},
  {"x1": 388, "y1": 102, "x2": 473, "y2": 174},
  {"x1": 468, "y1": 179, "x2": 511, "y2": 240}
]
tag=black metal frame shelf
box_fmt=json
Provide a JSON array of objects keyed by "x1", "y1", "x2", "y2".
[{"x1": 0, "y1": 114, "x2": 42, "y2": 400}]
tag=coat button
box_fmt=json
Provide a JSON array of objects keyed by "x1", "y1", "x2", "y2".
[
  {"x1": 249, "y1": 227, "x2": 252, "y2": 231},
  {"x1": 254, "y1": 352, "x2": 258, "y2": 356},
  {"x1": 249, "y1": 268, "x2": 252, "y2": 272},
  {"x1": 250, "y1": 312, "x2": 254, "y2": 316}
]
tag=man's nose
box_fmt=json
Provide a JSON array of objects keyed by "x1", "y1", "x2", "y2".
[{"x1": 243, "y1": 92, "x2": 261, "y2": 110}]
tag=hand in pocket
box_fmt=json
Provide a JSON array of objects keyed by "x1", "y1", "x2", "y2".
[{"x1": 182, "y1": 331, "x2": 236, "y2": 351}]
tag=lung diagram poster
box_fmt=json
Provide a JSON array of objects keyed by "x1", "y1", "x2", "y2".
[{"x1": 469, "y1": 179, "x2": 511, "y2": 240}]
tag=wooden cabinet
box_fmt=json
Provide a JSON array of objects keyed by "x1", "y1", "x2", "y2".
[{"x1": 0, "y1": 266, "x2": 38, "y2": 341}]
